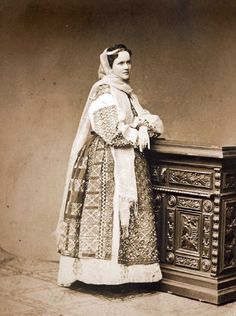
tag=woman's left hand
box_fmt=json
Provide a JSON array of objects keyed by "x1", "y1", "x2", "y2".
[{"x1": 138, "y1": 126, "x2": 150, "y2": 152}]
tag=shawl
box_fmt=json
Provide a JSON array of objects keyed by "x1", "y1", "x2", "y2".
[{"x1": 56, "y1": 48, "x2": 149, "y2": 240}]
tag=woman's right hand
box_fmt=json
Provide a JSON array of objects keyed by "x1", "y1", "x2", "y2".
[{"x1": 138, "y1": 126, "x2": 150, "y2": 152}]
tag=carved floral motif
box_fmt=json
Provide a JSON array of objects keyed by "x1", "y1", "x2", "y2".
[
  {"x1": 169, "y1": 169, "x2": 212, "y2": 189},
  {"x1": 166, "y1": 209, "x2": 175, "y2": 251},
  {"x1": 175, "y1": 255, "x2": 199, "y2": 269},
  {"x1": 177, "y1": 197, "x2": 201, "y2": 210},
  {"x1": 203, "y1": 200, "x2": 213, "y2": 213},
  {"x1": 202, "y1": 215, "x2": 212, "y2": 258},
  {"x1": 179, "y1": 213, "x2": 199, "y2": 252}
]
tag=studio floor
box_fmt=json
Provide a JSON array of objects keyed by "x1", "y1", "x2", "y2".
[{"x1": 0, "y1": 249, "x2": 235, "y2": 316}]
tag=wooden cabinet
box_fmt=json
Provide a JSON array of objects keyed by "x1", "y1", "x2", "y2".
[{"x1": 148, "y1": 140, "x2": 236, "y2": 304}]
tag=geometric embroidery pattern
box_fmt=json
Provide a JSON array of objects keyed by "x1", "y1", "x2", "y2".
[
  {"x1": 97, "y1": 143, "x2": 114, "y2": 259},
  {"x1": 93, "y1": 101, "x2": 133, "y2": 148},
  {"x1": 78, "y1": 136, "x2": 114, "y2": 259},
  {"x1": 58, "y1": 134, "x2": 115, "y2": 260},
  {"x1": 118, "y1": 150, "x2": 159, "y2": 265},
  {"x1": 58, "y1": 140, "x2": 160, "y2": 265},
  {"x1": 93, "y1": 104, "x2": 119, "y2": 145},
  {"x1": 57, "y1": 135, "x2": 95, "y2": 257}
]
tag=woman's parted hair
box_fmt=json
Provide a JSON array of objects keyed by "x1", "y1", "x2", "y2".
[{"x1": 106, "y1": 44, "x2": 132, "y2": 68}]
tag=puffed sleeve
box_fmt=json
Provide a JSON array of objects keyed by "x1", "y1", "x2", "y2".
[{"x1": 89, "y1": 85, "x2": 138, "y2": 147}]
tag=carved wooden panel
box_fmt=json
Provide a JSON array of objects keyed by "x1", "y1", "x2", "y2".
[
  {"x1": 176, "y1": 211, "x2": 201, "y2": 254},
  {"x1": 177, "y1": 197, "x2": 201, "y2": 210},
  {"x1": 169, "y1": 169, "x2": 213, "y2": 189},
  {"x1": 163, "y1": 195, "x2": 215, "y2": 272},
  {"x1": 153, "y1": 193, "x2": 162, "y2": 252},
  {"x1": 221, "y1": 200, "x2": 236, "y2": 271},
  {"x1": 222, "y1": 172, "x2": 236, "y2": 191},
  {"x1": 202, "y1": 214, "x2": 212, "y2": 259},
  {"x1": 166, "y1": 209, "x2": 175, "y2": 252},
  {"x1": 175, "y1": 255, "x2": 200, "y2": 270}
]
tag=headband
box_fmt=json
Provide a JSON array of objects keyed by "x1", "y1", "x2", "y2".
[{"x1": 106, "y1": 48, "x2": 125, "y2": 56}]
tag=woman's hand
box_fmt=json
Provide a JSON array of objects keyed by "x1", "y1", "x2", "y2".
[{"x1": 138, "y1": 126, "x2": 150, "y2": 152}]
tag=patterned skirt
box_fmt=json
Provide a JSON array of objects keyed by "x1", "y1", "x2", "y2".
[{"x1": 57, "y1": 135, "x2": 162, "y2": 285}]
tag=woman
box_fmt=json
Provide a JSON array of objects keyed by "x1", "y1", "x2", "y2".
[{"x1": 57, "y1": 44, "x2": 164, "y2": 286}]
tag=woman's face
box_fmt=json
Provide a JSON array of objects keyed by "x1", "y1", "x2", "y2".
[{"x1": 111, "y1": 51, "x2": 131, "y2": 81}]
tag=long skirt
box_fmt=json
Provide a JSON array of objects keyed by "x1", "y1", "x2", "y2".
[{"x1": 57, "y1": 135, "x2": 162, "y2": 285}]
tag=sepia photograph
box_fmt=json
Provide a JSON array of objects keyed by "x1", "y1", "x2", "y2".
[{"x1": 0, "y1": 0, "x2": 236, "y2": 315}]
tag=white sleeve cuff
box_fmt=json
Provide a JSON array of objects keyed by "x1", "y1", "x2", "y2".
[{"x1": 117, "y1": 121, "x2": 138, "y2": 145}]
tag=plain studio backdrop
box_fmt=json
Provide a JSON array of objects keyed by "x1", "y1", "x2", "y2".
[{"x1": 0, "y1": 0, "x2": 236, "y2": 261}]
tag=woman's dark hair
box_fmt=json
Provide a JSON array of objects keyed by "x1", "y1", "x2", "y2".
[{"x1": 107, "y1": 44, "x2": 132, "y2": 68}]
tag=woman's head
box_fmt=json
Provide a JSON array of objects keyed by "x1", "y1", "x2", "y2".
[
  {"x1": 106, "y1": 44, "x2": 132, "y2": 81},
  {"x1": 98, "y1": 44, "x2": 133, "y2": 80},
  {"x1": 106, "y1": 44, "x2": 132, "y2": 68}
]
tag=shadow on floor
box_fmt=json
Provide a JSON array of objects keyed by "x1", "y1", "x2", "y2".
[{"x1": 70, "y1": 281, "x2": 161, "y2": 299}]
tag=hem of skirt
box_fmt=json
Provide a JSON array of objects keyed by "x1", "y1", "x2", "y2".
[{"x1": 57, "y1": 256, "x2": 162, "y2": 286}]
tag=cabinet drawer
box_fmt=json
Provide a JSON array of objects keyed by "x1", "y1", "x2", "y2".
[{"x1": 151, "y1": 165, "x2": 214, "y2": 191}]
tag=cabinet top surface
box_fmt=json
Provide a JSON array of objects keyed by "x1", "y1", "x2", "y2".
[{"x1": 151, "y1": 139, "x2": 236, "y2": 158}]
